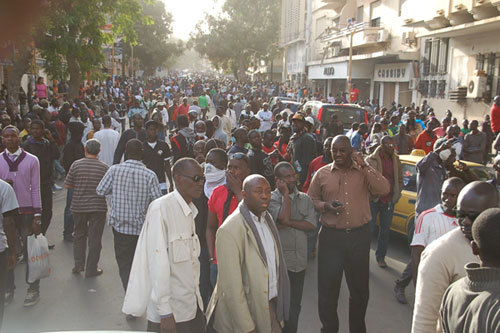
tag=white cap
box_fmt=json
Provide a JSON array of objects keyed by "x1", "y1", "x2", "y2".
[{"x1": 305, "y1": 116, "x2": 315, "y2": 125}]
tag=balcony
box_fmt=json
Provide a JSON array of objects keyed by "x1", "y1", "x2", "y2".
[
  {"x1": 317, "y1": 0, "x2": 348, "y2": 13},
  {"x1": 320, "y1": 22, "x2": 390, "y2": 50}
]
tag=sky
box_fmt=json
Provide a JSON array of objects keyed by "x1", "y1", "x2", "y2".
[{"x1": 162, "y1": 0, "x2": 224, "y2": 40}]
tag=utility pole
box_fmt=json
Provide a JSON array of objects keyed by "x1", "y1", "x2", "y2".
[
  {"x1": 112, "y1": 41, "x2": 115, "y2": 84},
  {"x1": 347, "y1": 28, "x2": 354, "y2": 102}
]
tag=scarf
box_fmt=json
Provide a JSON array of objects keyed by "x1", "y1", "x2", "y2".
[
  {"x1": 179, "y1": 127, "x2": 197, "y2": 147},
  {"x1": 204, "y1": 163, "x2": 226, "y2": 199},
  {"x1": 239, "y1": 203, "x2": 291, "y2": 323}
]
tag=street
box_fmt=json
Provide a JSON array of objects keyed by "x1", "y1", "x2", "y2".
[{"x1": 3, "y1": 184, "x2": 414, "y2": 333}]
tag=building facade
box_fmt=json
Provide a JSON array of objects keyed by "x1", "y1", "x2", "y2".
[
  {"x1": 401, "y1": 0, "x2": 500, "y2": 120},
  {"x1": 306, "y1": 0, "x2": 420, "y2": 105}
]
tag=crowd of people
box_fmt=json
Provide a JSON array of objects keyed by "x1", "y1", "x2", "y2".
[{"x1": 0, "y1": 72, "x2": 500, "y2": 333}]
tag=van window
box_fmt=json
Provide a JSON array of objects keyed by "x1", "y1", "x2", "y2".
[{"x1": 402, "y1": 163, "x2": 417, "y2": 192}]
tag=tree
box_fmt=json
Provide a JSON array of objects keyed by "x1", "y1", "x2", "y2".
[
  {"x1": 37, "y1": 0, "x2": 145, "y2": 99},
  {"x1": 190, "y1": 0, "x2": 280, "y2": 80},
  {"x1": 126, "y1": 0, "x2": 184, "y2": 76}
]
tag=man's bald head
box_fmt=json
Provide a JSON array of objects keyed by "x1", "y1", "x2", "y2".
[
  {"x1": 172, "y1": 157, "x2": 201, "y2": 177},
  {"x1": 242, "y1": 174, "x2": 271, "y2": 215},
  {"x1": 125, "y1": 139, "x2": 143, "y2": 160},
  {"x1": 331, "y1": 135, "x2": 351, "y2": 149},
  {"x1": 457, "y1": 181, "x2": 499, "y2": 241}
]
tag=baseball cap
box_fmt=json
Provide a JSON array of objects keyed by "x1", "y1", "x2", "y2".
[{"x1": 291, "y1": 113, "x2": 306, "y2": 122}]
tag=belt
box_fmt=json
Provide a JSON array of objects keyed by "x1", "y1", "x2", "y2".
[{"x1": 328, "y1": 224, "x2": 368, "y2": 234}]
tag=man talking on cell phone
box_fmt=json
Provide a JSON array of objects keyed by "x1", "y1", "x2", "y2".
[{"x1": 307, "y1": 135, "x2": 390, "y2": 333}]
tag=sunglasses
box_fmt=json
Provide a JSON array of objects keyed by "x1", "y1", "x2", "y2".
[
  {"x1": 179, "y1": 174, "x2": 206, "y2": 183},
  {"x1": 454, "y1": 210, "x2": 481, "y2": 222}
]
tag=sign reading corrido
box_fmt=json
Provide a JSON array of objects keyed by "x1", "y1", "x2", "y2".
[{"x1": 373, "y1": 63, "x2": 412, "y2": 82}]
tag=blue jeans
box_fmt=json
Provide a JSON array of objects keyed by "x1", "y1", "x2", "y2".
[
  {"x1": 64, "y1": 188, "x2": 74, "y2": 238},
  {"x1": 369, "y1": 200, "x2": 395, "y2": 261}
]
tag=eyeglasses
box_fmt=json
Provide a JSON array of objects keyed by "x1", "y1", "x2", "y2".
[
  {"x1": 454, "y1": 210, "x2": 481, "y2": 222},
  {"x1": 179, "y1": 174, "x2": 206, "y2": 183}
]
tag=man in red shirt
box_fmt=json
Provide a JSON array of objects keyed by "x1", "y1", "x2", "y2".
[
  {"x1": 173, "y1": 97, "x2": 189, "y2": 121},
  {"x1": 302, "y1": 137, "x2": 333, "y2": 193},
  {"x1": 415, "y1": 118, "x2": 439, "y2": 154},
  {"x1": 490, "y1": 95, "x2": 500, "y2": 135},
  {"x1": 262, "y1": 130, "x2": 282, "y2": 165},
  {"x1": 349, "y1": 84, "x2": 360, "y2": 103},
  {"x1": 206, "y1": 153, "x2": 251, "y2": 287},
  {"x1": 274, "y1": 126, "x2": 291, "y2": 160}
]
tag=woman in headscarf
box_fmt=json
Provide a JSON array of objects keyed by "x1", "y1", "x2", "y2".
[{"x1": 212, "y1": 115, "x2": 228, "y2": 146}]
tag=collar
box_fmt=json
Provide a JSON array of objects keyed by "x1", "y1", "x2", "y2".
[
  {"x1": 249, "y1": 210, "x2": 266, "y2": 223},
  {"x1": 330, "y1": 161, "x2": 360, "y2": 172},
  {"x1": 173, "y1": 190, "x2": 198, "y2": 217},
  {"x1": 465, "y1": 263, "x2": 500, "y2": 291},
  {"x1": 6, "y1": 148, "x2": 22, "y2": 156}
]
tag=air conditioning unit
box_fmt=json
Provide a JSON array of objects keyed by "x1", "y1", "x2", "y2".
[
  {"x1": 409, "y1": 78, "x2": 420, "y2": 90},
  {"x1": 402, "y1": 31, "x2": 417, "y2": 45},
  {"x1": 466, "y1": 76, "x2": 487, "y2": 98},
  {"x1": 377, "y1": 30, "x2": 390, "y2": 42}
]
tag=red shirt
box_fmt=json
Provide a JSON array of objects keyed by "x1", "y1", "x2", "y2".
[
  {"x1": 302, "y1": 155, "x2": 328, "y2": 193},
  {"x1": 414, "y1": 130, "x2": 437, "y2": 154},
  {"x1": 208, "y1": 185, "x2": 239, "y2": 263},
  {"x1": 262, "y1": 144, "x2": 277, "y2": 164},
  {"x1": 491, "y1": 104, "x2": 500, "y2": 133},
  {"x1": 274, "y1": 140, "x2": 288, "y2": 158},
  {"x1": 173, "y1": 104, "x2": 189, "y2": 121},
  {"x1": 349, "y1": 88, "x2": 359, "y2": 103}
]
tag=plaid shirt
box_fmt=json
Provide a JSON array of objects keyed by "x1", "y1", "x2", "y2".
[{"x1": 96, "y1": 159, "x2": 162, "y2": 235}]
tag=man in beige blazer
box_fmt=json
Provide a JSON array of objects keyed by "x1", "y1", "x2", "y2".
[{"x1": 206, "y1": 175, "x2": 290, "y2": 333}]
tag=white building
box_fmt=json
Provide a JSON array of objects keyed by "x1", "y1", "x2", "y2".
[
  {"x1": 307, "y1": 0, "x2": 420, "y2": 105},
  {"x1": 401, "y1": 0, "x2": 500, "y2": 120},
  {"x1": 280, "y1": 0, "x2": 309, "y2": 86}
]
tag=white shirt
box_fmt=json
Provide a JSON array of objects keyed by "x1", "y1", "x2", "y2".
[
  {"x1": 257, "y1": 110, "x2": 273, "y2": 132},
  {"x1": 411, "y1": 204, "x2": 458, "y2": 248},
  {"x1": 412, "y1": 228, "x2": 478, "y2": 333},
  {"x1": 0, "y1": 179, "x2": 19, "y2": 252},
  {"x1": 6, "y1": 148, "x2": 22, "y2": 161},
  {"x1": 122, "y1": 190, "x2": 202, "y2": 323},
  {"x1": 93, "y1": 128, "x2": 120, "y2": 166},
  {"x1": 226, "y1": 108, "x2": 237, "y2": 129},
  {"x1": 249, "y1": 211, "x2": 278, "y2": 300}
]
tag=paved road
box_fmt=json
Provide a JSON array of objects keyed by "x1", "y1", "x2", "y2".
[{"x1": 3, "y1": 184, "x2": 414, "y2": 333}]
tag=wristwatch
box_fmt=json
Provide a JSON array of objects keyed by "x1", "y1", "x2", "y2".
[{"x1": 209, "y1": 257, "x2": 215, "y2": 263}]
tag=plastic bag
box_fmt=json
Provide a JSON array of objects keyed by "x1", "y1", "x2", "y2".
[{"x1": 27, "y1": 234, "x2": 51, "y2": 283}]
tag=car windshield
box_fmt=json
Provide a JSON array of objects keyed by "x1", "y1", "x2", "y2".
[
  {"x1": 322, "y1": 106, "x2": 365, "y2": 128},
  {"x1": 402, "y1": 163, "x2": 417, "y2": 192}
]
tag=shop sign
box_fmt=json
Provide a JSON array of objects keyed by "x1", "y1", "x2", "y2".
[
  {"x1": 323, "y1": 67, "x2": 335, "y2": 76},
  {"x1": 374, "y1": 63, "x2": 412, "y2": 82}
]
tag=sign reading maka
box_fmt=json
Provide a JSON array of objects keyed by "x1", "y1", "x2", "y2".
[{"x1": 374, "y1": 63, "x2": 412, "y2": 82}]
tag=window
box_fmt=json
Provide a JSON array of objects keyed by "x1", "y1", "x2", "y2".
[
  {"x1": 429, "y1": 80, "x2": 437, "y2": 98},
  {"x1": 437, "y1": 38, "x2": 449, "y2": 74},
  {"x1": 423, "y1": 39, "x2": 432, "y2": 76},
  {"x1": 402, "y1": 164, "x2": 417, "y2": 192},
  {"x1": 438, "y1": 80, "x2": 446, "y2": 98},
  {"x1": 370, "y1": 1, "x2": 382, "y2": 27},
  {"x1": 430, "y1": 39, "x2": 440, "y2": 75},
  {"x1": 476, "y1": 54, "x2": 485, "y2": 71},
  {"x1": 357, "y1": 6, "x2": 364, "y2": 23},
  {"x1": 419, "y1": 80, "x2": 429, "y2": 97}
]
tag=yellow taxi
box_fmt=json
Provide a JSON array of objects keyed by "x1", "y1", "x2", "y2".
[{"x1": 391, "y1": 150, "x2": 494, "y2": 242}]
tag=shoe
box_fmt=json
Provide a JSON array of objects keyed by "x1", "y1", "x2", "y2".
[
  {"x1": 23, "y1": 289, "x2": 40, "y2": 307},
  {"x1": 394, "y1": 284, "x2": 408, "y2": 304},
  {"x1": 48, "y1": 244, "x2": 55, "y2": 250},
  {"x1": 85, "y1": 268, "x2": 103, "y2": 278},
  {"x1": 72, "y1": 267, "x2": 84, "y2": 274},
  {"x1": 4, "y1": 290, "x2": 14, "y2": 306},
  {"x1": 53, "y1": 184, "x2": 63, "y2": 191},
  {"x1": 377, "y1": 259, "x2": 388, "y2": 268},
  {"x1": 64, "y1": 235, "x2": 73, "y2": 242}
]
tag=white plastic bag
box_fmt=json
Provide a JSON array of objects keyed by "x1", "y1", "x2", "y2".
[{"x1": 27, "y1": 234, "x2": 51, "y2": 283}]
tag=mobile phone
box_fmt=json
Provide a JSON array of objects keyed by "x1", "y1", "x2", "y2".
[{"x1": 332, "y1": 200, "x2": 343, "y2": 208}]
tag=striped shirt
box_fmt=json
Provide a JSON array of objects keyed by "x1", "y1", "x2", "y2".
[
  {"x1": 411, "y1": 204, "x2": 458, "y2": 248},
  {"x1": 65, "y1": 157, "x2": 109, "y2": 213},
  {"x1": 96, "y1": 159, "x2": 162, "y2": 235}
]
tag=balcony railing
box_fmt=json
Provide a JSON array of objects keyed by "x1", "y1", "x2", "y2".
[{"x1": 320, "y1": 22, "x2": 389, "y2": 49}]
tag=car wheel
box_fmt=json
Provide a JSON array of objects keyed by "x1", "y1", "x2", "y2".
[{"x1": 407, "y1": 218, "x2": 415, "y2": 246}]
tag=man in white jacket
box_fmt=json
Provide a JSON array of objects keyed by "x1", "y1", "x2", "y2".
[{"x1": 122, "y1": 158, "x2": 206, "y2": 333}]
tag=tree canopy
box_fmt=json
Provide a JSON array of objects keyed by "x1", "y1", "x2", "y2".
[
  {"x1": 190, "y1": 0, "x2": 280, "y2": 79},
  {"x1": 127, "y1": 0, "x2": 184, "y2": 77}
]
